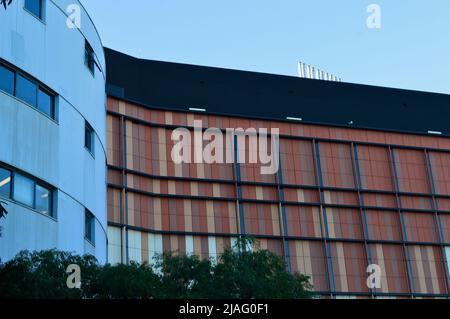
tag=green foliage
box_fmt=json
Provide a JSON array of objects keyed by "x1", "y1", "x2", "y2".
[
  {"x1": 0, "y1": 238, "x2": 313, "y2": 299},
  {"x1": 212, "y1": 238, "x2": 313, "y2": 299},
  {"x1": 0, "y1": 249, "x2": 99, "y2": 299},
  {"x1": 90, "y1": 262, "x2": 159, "y2": 299}
]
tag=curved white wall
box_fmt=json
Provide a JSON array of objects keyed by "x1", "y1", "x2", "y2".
[{"x1": 0, "y1": 0, "x2": 107, "y2": 263}]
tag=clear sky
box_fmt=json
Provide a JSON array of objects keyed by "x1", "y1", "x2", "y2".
[{"x1": 81, "y1": 0, "x2": 450, "y2": 94}]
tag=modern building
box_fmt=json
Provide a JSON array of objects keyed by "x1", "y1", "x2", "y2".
[
  {"x1": 0, "y1": 0, "x2": 107, "y2": 263},
  {"x1": 104, "y1": 49, "x2": 450, "y2": 298},
  {"x1": 2, "y1": 0, "x2": 450, "y2": 299}
]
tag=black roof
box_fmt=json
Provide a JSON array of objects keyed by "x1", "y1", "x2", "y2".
[{"x1": 105, "y1": 47, "x2": 450, "y2": 136}]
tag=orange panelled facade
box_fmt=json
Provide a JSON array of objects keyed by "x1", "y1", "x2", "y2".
[{"x1": 106, "y1": 96, "x2": 450, "y2": 298}]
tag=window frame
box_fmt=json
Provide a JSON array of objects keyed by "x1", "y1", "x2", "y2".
[
  {"x1": 0, "y1": 64, "x2": 15, "y2": 96},
  {"x1": 24, "y1": 0, "x2": 44, "y2": 21},
  {"x1": 84, "y1": 209, "x2": 95, "y2": 245},
  {"x1": 85, "y1": 121, "x2": 95, "y2": 156},
  {"x1": 0, "y1": 60, "x2": 57, "y2": 121},
  {"x1": 84, "y1": 41, "x2": 95, "y2": 76},
  {"x1": 0, "y1": 163, "x2": 56, "y2": 218},
  {"x1": 0, "y1": 167, "x2": 12, "y2": 199}
]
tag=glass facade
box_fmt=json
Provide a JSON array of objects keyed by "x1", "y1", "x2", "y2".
[{"x1": 106, "y1": 96, "x2": 450, "y2": 298}]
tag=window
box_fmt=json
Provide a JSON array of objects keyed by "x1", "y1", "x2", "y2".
[
  {"x1": 84, "y1": 41, "x2": 95, "y2": 75},
  {"x1": 85, "y1": 210, "x2": 95, "y2": 244},
  {"x1": 16, "y1": 74, "x2": 38, "y2": 107},
  {"x1": 85, "y1": 121, "x2": 94, "y2": 155},
  {"x1": 38, "y1": 88, "x2": 54, "y2": 118},
  {"x1": 35, "y1": 184, "x2": 51, "y2": 215},
  {"x1": 0, "y1": 62, "x2": 56, "y2": 120},
  {"x1": 13, "y1": 173, "x2": 34, "y2": 207},
  {"x1": 0, "y1": 168, "x2": 11, "y2": 198},
  {"x1": 0, "y1": 64, "x2": 14, "y2": 95},
  {"x1": 0, "y1": 165, "x2": 55, "y2": 216},
  {"x1": 24, "y1": 0, "x2": 43, "y2": 20}
]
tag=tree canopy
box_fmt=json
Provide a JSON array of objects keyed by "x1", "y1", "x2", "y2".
[{"x1": 0, "y1": 238, "x2": 313, "y2": 299}]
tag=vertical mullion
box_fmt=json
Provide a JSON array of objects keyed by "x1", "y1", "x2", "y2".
[
  {"x1": 276, "y1": 152, "x2": 291, "y2": 272},
  {"x1": 312, "y1": 140, "x2": 335, "y2": 296},
  {"x1": 424, "y1": 149, "x2": 450, "y2": 295},
  {"x1": 123, "y1": 117, "x2": 129, "y2": 264},
  {"x1": 233, "y1": 135, "x2": 246, "y2": 241},
  {"x1": 351, "y1": 143, "x2": 374, "y2": 297},
  {"x1": 387, "y1": 146, "x2": 415, "y2": 297}
]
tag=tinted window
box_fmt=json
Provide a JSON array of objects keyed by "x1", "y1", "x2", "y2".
[
  {"x1": 85, "y1": 41, "x2": 95, "y2": 75},
  {"x1": 85, "y1": 210, "x2": 95, "y2": 243},
  {"x1": 85, "y1": 122, "x2": 94, "y2": 153},
  {"x1": 14, "y1": 174, "x2": 34, "y2": 207},
  {"x1": 0, "y1": 65, "x2": 14, "y2": 95},
  {"x1": 16, "y1": 74, "x2": 37, "y2": 107},
  {"x1": 24, "y1": 0, "x2": 43, "y2": 19},
  {"x1": 38, "y1": 89, "x2": 53, "y2": 118},
  {"x1": 0, "y1": 168, "x2": 11, "y2": 198},
  {"x1": 35, "y1": 184, "x2": 51, "y2": 215}
]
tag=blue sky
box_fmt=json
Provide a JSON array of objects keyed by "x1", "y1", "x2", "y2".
[{"x1": 81, "y1": 0, "x2": 450, "y2": 94}]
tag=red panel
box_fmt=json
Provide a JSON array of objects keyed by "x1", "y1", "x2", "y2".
[
  {"x1": 362, "y1": 193, "x2": 397, "y2": 209},
  {"x1": 280, "y1": 139, "x2": 316, "y2": 186},
  {"x1": 369, "y1": 244, "x2": 409, "y2": 294},
  {"x1": 440, "y1": 214, "x2": 450, "y2": 243},
  {"x1": 330, "y1": 242, "x2": 369, "y2": 293},
  {"x1": 429, "y1": 152, "x2": 450, "y2": 195},
  {"x1": 243, "y1": 203, "x2": 280, "y2": 236},
  {"x1": 403, "y1": 212, "x2": 437, "y2": 243},
  {"x1": 400, "y1": 196, "x2": 433, "y2": 211},
  {"x1": 357, "y1": 146, "x2": 393, "y2": 191},
  {"x1": 326, "y1": 208, "x2": 362, "y2": 240},
  {"x1": 409, "y1": 245, "x2": 447, "y2": 294},
  {"x1": 289, "y1": 240, "x2": 329, "y2": 292},
  {"x1": 285, "y1": 206, "x2": 322, "y2": 238},
  {"x1": 283, "y1": 188, "x2": 320, "y2": 203},
  {"x1": 318, "y1": 142, "x2": 355, "y2": 189},
  {"x1": 365, "y1": 210, "x2": 402, "y2": 241},
  {"x1": 393, "y1": 149, "x2": 430, "y2": 194}
]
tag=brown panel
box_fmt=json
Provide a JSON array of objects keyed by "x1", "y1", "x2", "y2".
[
  {"x1": 243, "y1": 203, "x2": 280, "y2": 236},
  {"x1": 357, "y1": 146, "x2": 393, "y2": 191},
  {"x1": 289, "y1": 240, "x2": 329, "y2": 292},
  {"x1": 429, "y1": 152, "x2": 450, "y2": 195},
  {"x1": 409, "y1": 245, "x2": 447, "y2": 294},
  {"x1": 285, "y1": 206, "x2": 322, "y2": 238},
  {"x1": 326, "y1": 208, "x2": 362, "y2": 240},
  {"x1": 318, "y1": 142, "x2": 355, "y2": 189},
  {"x1": 369, "y1": 244, "x2": 409, "y2": 294},
  {"x1": 393, "y1": 149, "x2": 430, "y2": 194},
  {"x1": 280, "y1": 139, "x2": 316, "y2": 186},
  {"x1": 365, "y1": 210, "x2": 402, "y2": 241},
  {"x1": 404, "y1": 212, "x2": 437, "y2": 243},
  {"x1": 107, "y1": 187, "x2": 121, "y2": 224},
  {"x1": 362, "y1": 193, "x2": 397, "y2": 209},
  {"x1": 329, "y1": 242, "x2": 369, "y2": 293}
]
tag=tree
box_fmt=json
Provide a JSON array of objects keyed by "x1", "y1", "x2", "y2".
[
  {"x1": 0, "y1": 201, "x2": 8, "y2": 238},
  {"x1": 0, "y1": 250, "x2": 99, "y2": 299},
  {"x1": 1, "y1": 0, "x2": 13, "y2": 10},
  {"x1": 0, "y1": 239, "x2": 313, "y2": 299},
  {"x1": 89, "y1": 262, "x2": 159, "y2": 299},
  {"x1": 211, "y1": 238, "x2": 313, "y2": 299},
  {"x1": 154, "y1": 252, "x2": 214, "y2": 299}
]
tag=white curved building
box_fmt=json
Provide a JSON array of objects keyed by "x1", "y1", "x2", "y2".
[{"x1": 0, "y1": 0, "x2": 107, "y2": 263}]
